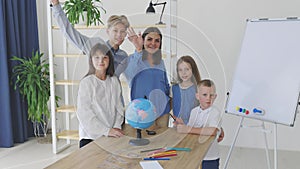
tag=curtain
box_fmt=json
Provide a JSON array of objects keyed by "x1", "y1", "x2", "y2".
[{"x1": 0, "y1": 0, "x2": 39, "y2": 147}]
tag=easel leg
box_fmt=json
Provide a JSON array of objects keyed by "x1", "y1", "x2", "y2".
[
  {"x1": 262, "y1": 122, "x2": 271, "y2": 169},
  {"x1": 274, "y1": 123, "x2": 277, "y2": 169},
  {"x1": 223, "y1": 117, "x2": 244, "y2": 169}
]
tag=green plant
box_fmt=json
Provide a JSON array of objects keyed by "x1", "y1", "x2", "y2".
[
  {"x1": 63, "y1": 0, "x2": 106, "y2": 26},
  {"x1": 11, "y1": 51, "x2": 54, "y2": 136}
]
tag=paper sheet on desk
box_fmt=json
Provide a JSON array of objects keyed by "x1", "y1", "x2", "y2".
[{"x1": 140, "y1": 161, "x2": 164, "y2": 169}]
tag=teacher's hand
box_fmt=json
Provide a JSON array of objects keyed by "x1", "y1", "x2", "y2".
[{"x1": 127, "y1": 27, "x2": 143, "y2": 52}]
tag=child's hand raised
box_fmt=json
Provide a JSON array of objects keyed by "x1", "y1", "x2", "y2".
[{"x1": 50, "y1": 0, "x2": 59, "y2": 6}]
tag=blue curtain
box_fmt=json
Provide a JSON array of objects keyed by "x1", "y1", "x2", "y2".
[{"x1": 0, "y1": 0, "x2": 39, "y2": 147}]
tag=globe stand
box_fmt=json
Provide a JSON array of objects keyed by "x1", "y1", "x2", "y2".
[{"x1": 129, "y1": 129, "x2": 150, "y2": 146}]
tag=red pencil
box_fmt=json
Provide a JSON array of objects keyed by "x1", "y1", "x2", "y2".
[{"x1": 152, "y1": 153, "x2": 177, "y2": 158}]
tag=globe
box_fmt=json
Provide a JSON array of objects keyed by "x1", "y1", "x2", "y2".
[{"x1": 125, "y1": 98, "x2": 156, "y2": 129}]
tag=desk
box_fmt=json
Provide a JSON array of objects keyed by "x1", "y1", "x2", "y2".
[{"x1": 46, "y1": 126, "x2": 214, "y2": 169}]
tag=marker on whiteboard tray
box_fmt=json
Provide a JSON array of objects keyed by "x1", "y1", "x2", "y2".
[
  {"x1": 287, "y1": 16, "x2": 298, "y2": 20},
  {"x1": 245, "y1": 110, "x2": 250, "y2": 115},
  {"x1": 236, "y1": 106, "x2": 243, "y2": 113},
  {"x1": 259, "y1": 18, "x2": 269, "y2": 21},
  {"x1": 253, "y1": 108, "x2": 265, "y2": 115}
]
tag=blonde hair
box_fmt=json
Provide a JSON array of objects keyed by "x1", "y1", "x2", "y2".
[
  {"x1": 107, "y1": 15, "x2": 130, "y2": 28},
  {"x1": 197, "y1": 79, "x2": 216, "y2": 92}
]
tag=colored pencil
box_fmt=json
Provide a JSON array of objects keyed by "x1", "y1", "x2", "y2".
[
  {"x1": 148, "y1": 150, "x2": 176, "y2": 156},
  {"x1": 143, "y1": 157, "x2": 170, "y2": 160},
  {"x1": 166, "y1": 147, "x2": 191, "y2": 151},
  {"x1": 152, "y1": 153, "x2": 177, "y2": 158},
  {"x1": 140, "y1": 147, "x2": 164, "y2": 153}
]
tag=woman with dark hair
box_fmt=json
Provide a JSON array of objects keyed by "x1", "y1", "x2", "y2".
[
  {"x1": 77, "y1": 43, "x2": 124, "y2": 148},
  {"x1": 124, "y1": 27, "x2": 170, "y2": 130}
]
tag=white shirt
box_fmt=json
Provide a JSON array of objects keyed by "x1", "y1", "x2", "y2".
[
  {"x1": 76, "y1": 75, "x2": 124, "y2": 140},
  {"x1": 187, "y1": 106, "x2": 222, "y2": 160}
]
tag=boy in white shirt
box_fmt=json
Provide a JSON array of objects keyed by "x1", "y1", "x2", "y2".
[{"x1": 176, "y1": 79, "x2": 222, "y2": 169}]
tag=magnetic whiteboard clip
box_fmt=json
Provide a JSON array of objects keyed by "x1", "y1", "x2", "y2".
[{"x1": 287, "y1": 16, "x2": 298, "y2": 20}]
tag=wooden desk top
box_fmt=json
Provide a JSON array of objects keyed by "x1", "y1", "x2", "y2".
[{"x1": 46, "y1": 126, "x2": 214, "y2": 169}]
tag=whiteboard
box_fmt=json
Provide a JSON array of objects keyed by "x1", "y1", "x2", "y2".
[{"x1": 225, "y1": 18, "x2": 300, "y2": 126}]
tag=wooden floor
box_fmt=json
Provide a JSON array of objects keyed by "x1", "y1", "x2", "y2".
[{"x1": 0, "y1": 138, "x2": 300, "y2": 169}]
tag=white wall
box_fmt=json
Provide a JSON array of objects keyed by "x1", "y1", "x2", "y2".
[
  {"x1": 37, "y1": 0, "x2": 300, "y2": 151},
  {"x1": 176, "y1": 0, "x2": 300, "y2": 151}
]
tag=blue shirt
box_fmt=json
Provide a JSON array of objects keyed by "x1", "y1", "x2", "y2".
[
  {"x1": 172, "y1": 84, "x2": 199, "y2": 124},
  {"x1": 124, "y1": 51, "x2": 166, "y2": 86},
  {"x1": 106, "y1": 41, "x2": 128, "y2": 77},
  {"x1": 124, "y1": 51, "x2": 170, "y2": 117}
]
